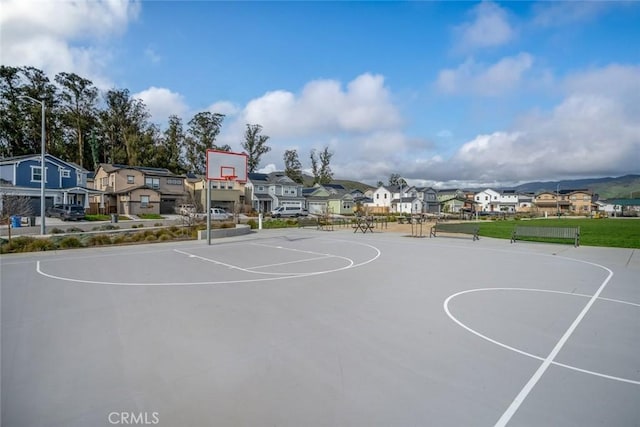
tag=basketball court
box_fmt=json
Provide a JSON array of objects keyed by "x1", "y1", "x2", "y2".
[{"x1": 2, "y1": 229, "x2": 638, "y2": 426}]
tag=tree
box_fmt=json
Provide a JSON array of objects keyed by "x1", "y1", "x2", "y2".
[
  {"x1": 241, "y1": 124, "x2": 271, "y2": 173},
  {"x1": 318, "y1": 146, "x2": 333, "y2": 184},
  {"x1": 1, "y1": 194, "x2": 34, "y2": 241},
  {"x1": 376, "y1": 180, "x2": 384, "y2": 187},
  {"x1": 54, "y1": 72, "x2": 98, "y2": 169},
  {"x1": 283, "y1": 149, "x2": 303, "y2": 184},
  {"x1": 310, "y1": 149, "x2": 320, "y2": 184},
  {"x1": 184, "y1": 112, "x2": 226, "y2": 174},
  {"x1": 98, "y1": 88, "x2": 150, "y2": 165},
  {"x1": 388, "y1": 174, "x2": 407, "y2": 187},
  {"x1": 157, "y1": 115, "x2": 186, "y2": 173}
]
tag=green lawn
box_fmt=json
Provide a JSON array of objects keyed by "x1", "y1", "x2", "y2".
[{"x1": 476, "y1": 218, "x2": 640, "y2": 248}]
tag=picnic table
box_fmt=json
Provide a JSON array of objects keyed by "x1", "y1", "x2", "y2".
[{"x1": 354, "y1": 216, "x2": 374, "y2": 233}]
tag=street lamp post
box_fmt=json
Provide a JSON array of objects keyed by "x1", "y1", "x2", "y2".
[{"x1": 21, "y1": 96, "x2": 46, "y2": 235}]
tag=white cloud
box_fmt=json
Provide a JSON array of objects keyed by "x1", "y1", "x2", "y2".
[
  {"x1": 144, "y1": 47, "x2": 161, "y2": 64},
  {"x1": 454, "y1": 1, "x2": 515, "y2": 52},
  {"x1": 238, "y1": 73, "x2": 402, "y2": 138},
  {"x1": 208, "y1": 101, "x2": 240, "y2": 117},
  {"x1": 433, "y1": 65, "x2": 640, "y2": 182},
  {"x1": 133, "y1": 87, "x2": 189, "y2": 122},
  {"x1": 436, "y1": 53, "x2": 534, "y2": 96},
  {"x1": 0, "y1": 0, "x2": 140, "y2": 88},
  {"x1": 531, "y1": 2, "x2": 612, "y2": 27}
]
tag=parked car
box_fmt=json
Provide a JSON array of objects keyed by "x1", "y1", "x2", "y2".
[
  {"x1": 45, "y1": 204, "x2": 86, "y2": 221},
  {"x1": 270, "y1": 206, "x2": 308, "y2": 218},
  {"x1": 192, "y1": 208, "x2": 231, "y2": 221},
  {"x1": 210, "y1": 208, "x2": 231, "y2": 220}
]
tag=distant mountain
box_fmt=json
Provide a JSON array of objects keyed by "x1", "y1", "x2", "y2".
[{"x1": 512, "y1": 174, "x2": 640, "y2": 199}]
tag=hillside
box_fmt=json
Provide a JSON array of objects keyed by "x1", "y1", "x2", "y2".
[{"x1": 513, "y1": 174, "x2": 640, "y2": 199}]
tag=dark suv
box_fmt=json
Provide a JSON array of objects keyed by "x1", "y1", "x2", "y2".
[{"x1": 46, "y1": 204, "x2": 86, "y2": 221}]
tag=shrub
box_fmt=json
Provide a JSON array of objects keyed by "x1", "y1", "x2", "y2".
[
  {"x1": 112, "y1": 235, "x2": 126, "y2": 244},
  {"x1": 159, "y1": 234, "x2": 171, "y2": 241},
  {"x1": 50, "y1": 227, "x2": 65, "y2": 234},
  {"x1": 86, "y1": 235, "x2": 112, "y2": 246},
  {"x1": 247, "y1": 219, "x2": 257, "y2": 229},
  {"x1": 58, "y1": 236, "x2": 83, "y2": 249},
  {"x1": 99, "y1": 224, "x2": 120, "y2": 231},
  {"x1": 145, "y1": 234, "x2": 157, "y2": 241},
  {"x1": 154, "y1": 222, "x2": 163, "y2": 227},
  {"x1": 66, "y1": 227, "x2": 83, "y2": 233},
  {"x1": 25, "y1": 239, "x2": 57, "y2": 252}
]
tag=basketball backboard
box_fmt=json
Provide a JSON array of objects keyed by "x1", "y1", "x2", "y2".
[{"x1": 206, "y1": 150, "x2": 248, "y2": 182}]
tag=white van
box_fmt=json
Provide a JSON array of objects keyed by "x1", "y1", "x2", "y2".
[{"x1": 270, "y1": 206, "x2": 308, "y2": 218}]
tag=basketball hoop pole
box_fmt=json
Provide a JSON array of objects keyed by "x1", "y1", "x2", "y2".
[{"x1": 206, "y1": 179, "x2": 211, "y2": 245}]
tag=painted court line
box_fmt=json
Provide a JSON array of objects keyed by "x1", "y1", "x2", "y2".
[
  {"x1": 35, "y1": 238, "x2": 381, "y2": 286},
  {"x1": 246, "y1": 255, "x2": 334, "y2": 270},
  {"x1": 494, "y1": 263, "x2": 615, "y2": 427},
  {"x1": 444, "y1": 287, "x2": 640, "y2": 386}
]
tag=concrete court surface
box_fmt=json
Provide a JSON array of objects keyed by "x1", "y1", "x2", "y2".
[{"x1": 1, "y1": 228, "x2": 638, "y2": 427}]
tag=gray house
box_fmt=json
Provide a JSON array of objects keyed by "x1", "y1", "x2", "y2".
[{"x1": 246, "y1": 172, "x2": 305, "y2": 214}]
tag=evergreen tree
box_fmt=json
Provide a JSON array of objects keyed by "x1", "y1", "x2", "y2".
[
  {"x1": 283, "y1": 149, "x2": 303, "y2": 184},
  {"x1": 241, "y1": 124, "x2": 270, "y2": 173},
  {"x1": 184, "y1": 112, "x2": 225, "y2": 174}
]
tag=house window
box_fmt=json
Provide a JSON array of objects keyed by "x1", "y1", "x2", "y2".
[
  {"x1": 140, "y1": 195, "x2": 150, "y2": 208},
  {"x1": 61, "y1": 169, "x2": 70, "y2": 178},
  {"x1": 127, "y1": 175, "x2": 135, "y2": 184},
  {"x1": 376, "y1": 194, "x2": 379, "y2": 199},
  {"x1": 30, "y1": 166, "x2": 47, "y2": 183},
  {"x1": 101, "y1": 177, "x2": 109, "y2": 188},
  {"x1": 257, "y1": 186, "x2": 264, "y2": 191},
  {"x1": 167, "y1": 178, "x2": 181, "y2": 185},
  {"x1": 384, "y1": 194, "x2": 387, "y2": 199},
  {"x1": 145, "y1": 177, "x2": 160, "y2": 188}
]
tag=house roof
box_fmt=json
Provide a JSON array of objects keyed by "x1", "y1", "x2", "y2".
[
  {"x1": 99, "y1": 163, "x2": 184, "y2": 178},
  {"x1": 1, "y1": 153, "x2": 89, "y2": 172},
  {"x1": 112, "y1": 185, "x2": 162, "y2": 195}
]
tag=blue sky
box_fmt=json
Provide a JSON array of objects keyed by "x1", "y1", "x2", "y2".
[{"x1": 2, "y1": 1, "x2": 639, "y2": 187}]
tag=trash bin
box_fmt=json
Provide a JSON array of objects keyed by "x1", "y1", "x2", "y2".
[
  {"x1": 111, "y1": 214, "x2": 118, "y2": 223},
  {"x1": 28, "y1": 216, "x2": 36, "y2": 226},
  {"x1": 10, "y1": 216, "x2": 21, "y2": 228}
]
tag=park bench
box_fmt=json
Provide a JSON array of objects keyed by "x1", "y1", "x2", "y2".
[
  {"x1": 429, "y1": 222, "x2": 479, "y2": 241},
  {"x1": 510, "y1": 226, "x2": 580, "y2": 247}
]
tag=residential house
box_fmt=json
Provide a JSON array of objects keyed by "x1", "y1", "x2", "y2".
[
  {"x1": 533, "y1": 189, "x2": 595, "y2": 216},
  {"x1": 0, "y1": 153, "x2": 97, "y2": 214},
  {"x1": 366, "y1": 185, "x2": 392, "y2": 214},
  {"x1": 184, "y1": 173, "x2": 247, "y2": 214},
  {"x1": 474, "y1": 189, "x2": 501, "y2": 212},
  {"x1": 498, "y1": 190, "x2": 519, "y2": 213},
  {"x1": 246, "y1": 172, "x2": 305, "y2": 214},
  {"x1": 93, "y1": 164, "x2": 187, "y2": 215},
  {"x1": 516, "y1": 192, "x2": 534, "y2": 212},
  {"x1": 327, "y1": 189, "x2": 355, "y2": 215},
  {"x1": 303, "y1": 185, "x2": 331, "y2": 214},
  {"x1": 438, "y1": 189, "x2": 467, "y2": 214},
  {"x1": 596, "y1": 198, "x2": 640, "y2": 217},
  {"x1": 415, "y1": 187, "x2": 440, "y2": 214}
]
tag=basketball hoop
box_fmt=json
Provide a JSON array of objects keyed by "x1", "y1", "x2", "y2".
[{"x1": 223, "y1": 175, "x2": 237, "y2": 181}]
